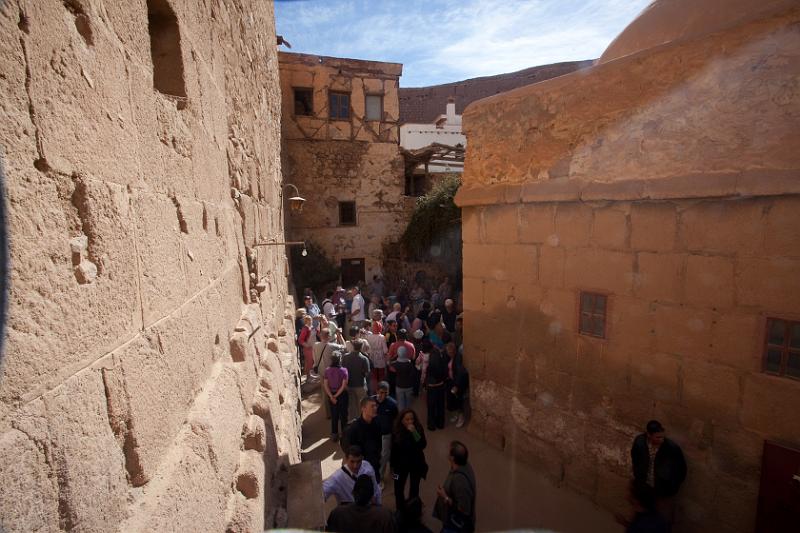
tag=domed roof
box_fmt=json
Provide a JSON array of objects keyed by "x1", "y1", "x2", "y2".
[{"x1": 599, "y1": 0, "x2": 797, "y2": 64}]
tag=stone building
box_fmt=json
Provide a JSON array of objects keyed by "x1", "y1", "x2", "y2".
[
  {"x1": 278, "y1": 52, "x2": 412, "y2": 287},
  {"x1": 400, "y1": 97, "x2": 466, "y2": 175},
  {"x1": 456, "y1": 1, "x2": 800, "y2": 532},
  {"x1": 0, "y1": 1, "x2": 301, "y2": 531}
]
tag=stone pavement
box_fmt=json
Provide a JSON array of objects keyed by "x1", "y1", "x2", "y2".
[{"x1": 299, "y1": 381, "x2": 623, "y2": 533}]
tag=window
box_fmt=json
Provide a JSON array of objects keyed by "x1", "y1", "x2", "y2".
[
  {"x1": 329, "y1": 92, "x2": 350, "y2": 120},
  {"x1": 147, "y1": 0, "x2": 187, "y2": 99},
  {"x1": 404, "y1": 173, "x2": 426, "y2": 197},
  {"x1": 294, "y1": 88, "x2": 313, "y2": 116},
  {"x1": 339, "y1": 201, "x2": 356, "y2": 226},
  {"x1": 579, "y1": 292, "x2": 607, "y2": 338},
  {"x1": 365, "y1": 94, "x2": 383, "y2": 121},
  {"x1": 763, "y1": 318, "x2": 800, "y2": 379}
]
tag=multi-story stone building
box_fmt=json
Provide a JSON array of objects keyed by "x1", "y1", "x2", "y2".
[
  {"x1": 278, "y1": 52, "x2": 411, "y2": 287},
  {"x1": 456, "y1": 0, "x2": 800, "y2": 532}
]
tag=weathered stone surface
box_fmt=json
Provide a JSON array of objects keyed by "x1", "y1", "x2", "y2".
[
  {"x1": 634, "y1": 252, "x2": 684, "y2": 303},
  {"x1": 0, "y1": 425, "x2": 59, "y2": 532},
  {"x1": 44, "y1": 370, "x2": 129, "y2": 532},
  {"x1": 1, "y1": 2, "x2": 301, "y2": 531},
  {"x1": 630, "y1": 203, "x2": 677, "y2": 252}
]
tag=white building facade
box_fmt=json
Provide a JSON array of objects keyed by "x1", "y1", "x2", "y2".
[{"x1": 400, "y1": 98, "x2": 465, "y2": 173}]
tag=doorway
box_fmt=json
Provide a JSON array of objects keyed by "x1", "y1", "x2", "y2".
[
  {"x1": 341, "y1": 258, "x2": 365, "y2": 289},
  {"x1": 756, "y1": 440, "x2": 800, "y2": 532}
]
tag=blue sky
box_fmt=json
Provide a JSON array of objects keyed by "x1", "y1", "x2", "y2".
[{"x1": 274, "y1": 0, "x2": 653, "y2": 87}]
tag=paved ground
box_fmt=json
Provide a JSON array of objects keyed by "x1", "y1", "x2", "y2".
[{"x1": 299, "y1": 380, "x2": 623, "y2": 533}]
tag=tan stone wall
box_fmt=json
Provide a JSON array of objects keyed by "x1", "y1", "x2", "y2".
[
  {"x1": 463, "y1": 196, "x2": 800, "y2": 531},
  {"x1": 1, "y1": 1, "x2": 300, "y2": 531},
  {"x1": 279, "y1": 53, "x2": 412, "y2": 279},
  {"x1": 457, "y1": 6, "x2": 800, "y2": 533}
]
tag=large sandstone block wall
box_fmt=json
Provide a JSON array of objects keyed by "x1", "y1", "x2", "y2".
[
  {"x1": 279, "y1": 53, "x2": 412, "y2": 279},
  {"x1": 462, "y1": 197, "x2": 800, "y2": 532},
  {"x1": 457, "y1": 4, "x2": 800, "y2": 533},
  {"x1": 0, "y1": 1, "x2": 300, "y2": 531}
]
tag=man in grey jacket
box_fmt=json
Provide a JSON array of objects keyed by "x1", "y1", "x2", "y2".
[{"x1": 342, "y1": 339, "x2": 371, "y2": 422}]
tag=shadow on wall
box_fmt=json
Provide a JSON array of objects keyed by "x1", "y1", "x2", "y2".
[
  {"x1": 465, "y1": 299, "x2": 649, "y2": 518},
  {"x1": 0, "y1": 155, "x2": 8, "y2": 373}
]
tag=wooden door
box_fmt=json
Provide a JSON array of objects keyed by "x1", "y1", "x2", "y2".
[
  {"x1": 340, "y1": 258, "x2": 365, "y2": 289},
  {"x1": 756, "y1": 440, "x2": 800, "y2": 532}
]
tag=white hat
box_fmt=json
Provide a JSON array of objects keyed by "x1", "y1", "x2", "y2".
[{"x1": 413, "y1": 329, "x2": 424, "y2": 340}]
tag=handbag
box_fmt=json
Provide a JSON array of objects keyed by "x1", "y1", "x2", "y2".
[{"x1": 313, "y1": 343, "x2": 331, "y2": 374}]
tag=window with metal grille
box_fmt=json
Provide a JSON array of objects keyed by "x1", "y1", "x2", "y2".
[
  {"x1": 579, "y1": 292, "x2": 607, "y2": 338},
  {"x1": 365, "y1": 94, "x2": 383, "y2": 121},
  {"x1": 764, "y1": 318, "x2": 800, "y2": 379},
  {"x1": 294, "y1": 88, "x2": 313, "y2": 116},
  {"x1": 329, "y1": 92, "x2": 350, "y2": 120},
  {"x1": 339, "y1": 201, "x2": 356, "y2": 226}
]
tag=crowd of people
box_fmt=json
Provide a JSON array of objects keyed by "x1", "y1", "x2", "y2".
[
  {"x1": 297, "y1": 277, "x2": 688, "y2": 533},
  {"x1": 295, "y1": 275, "x2": 470, "y2": 436},
  {"x1": 295, "y1": 275, "x2": 474, "y2": 532}
]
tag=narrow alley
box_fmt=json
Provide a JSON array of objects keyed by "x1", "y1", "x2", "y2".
[{"x1": 299, "y1": 381, "x2": 621, "y2": 533}]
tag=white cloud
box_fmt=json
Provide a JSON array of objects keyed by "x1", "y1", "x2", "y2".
[{"x1": 275, "y1": 0, "x2": 653, "y2": 86}]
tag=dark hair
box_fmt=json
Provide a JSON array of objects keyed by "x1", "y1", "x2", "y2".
[
  {"x1": 377, "y1": 381, "x2": 390, "y2": 392},
  {"x1": 360, "y1": 396, "x2": 376, "y2": 409},
  {"x1": 353, "y1": 474, "x2": 374, "y2": 506},
  {"x1": 420, "y1": 338, "x2": 434, "y2": 352},
  {"x1": 346, "y1": 445, "x2": 363, "y2": 458},
  {"x1": 386, "y1": 319, "x2": 397, "y2": 325},
  {"x1": 422, "y1": 302, "x2": 431, "y2": 311},
  {"x1": 449, "y1": 440, "x2": 468, "y2": 465},
  {"x1": 352, "y1": 339, "x2": 364, "y2": 352},
  {"x1": 398, "y1": 329, "x2": 407, "y2": 340},
  {"x1": 646, "y1": 420, "x2": 665, "y2": 434},
  {"x1": 330, "y1": 353, "x2": 341, "y2": 367},
  {"x1": 349, "y1": 325, "x2": 360, "y2": 337},
  {"x1": 393, "y1": 408, "x2": 423, "y2": 441},
  {"x1": 326, "y1": 290, "x2": 333, "y2": 298}
]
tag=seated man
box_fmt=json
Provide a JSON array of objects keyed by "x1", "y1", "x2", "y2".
[
  {"x1": 326, "y1": 474, "x2": 396, "y2": 533},
  {"x1": 322, "y1": 445, "x2": 382, "y2": 505}
]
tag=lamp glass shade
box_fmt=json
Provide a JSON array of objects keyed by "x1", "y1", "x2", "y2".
[{"x1": 288, "y1": 196, "x2": 305, "y2": 212}]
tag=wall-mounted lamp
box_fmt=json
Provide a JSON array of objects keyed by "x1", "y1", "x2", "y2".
[
  {"x1": 283, "y1": 183, "x2": 306, "y2": 213},
  {"x1": 253, "y1": 240, "x2": 307, "y2": 257}
]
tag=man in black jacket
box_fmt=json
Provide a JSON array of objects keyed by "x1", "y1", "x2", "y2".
[
  {"x1": 631, "y1": 420, "x2": 687, "y2": 527},
  {"x1": 343, "y1": 396, "x2": 383, "y2": 474}
]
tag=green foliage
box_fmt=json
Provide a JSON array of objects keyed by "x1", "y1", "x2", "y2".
[
  {"x1": 401, "y1": 174, "x2": 462, "y2": 263},
  {"x1": 290, "y1": 239, "x2": 340, "y2": 299}
]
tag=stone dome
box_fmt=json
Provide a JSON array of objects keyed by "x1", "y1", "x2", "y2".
[{"x1": 599, "y1": 0, "x2": 797, "y2": 64}]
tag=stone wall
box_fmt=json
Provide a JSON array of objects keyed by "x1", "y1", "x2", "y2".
[
  {"x1": 0, "y1": 1, "x2": 300, "y2": 531},
  {"x1": 457, "y1": 4, "x2": 800, "y2": 533},
  {"x1": 279, "y1": 52, "x2": 412, "y2": 281}
]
